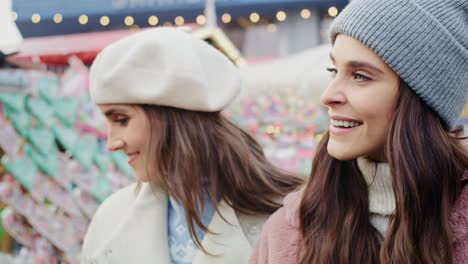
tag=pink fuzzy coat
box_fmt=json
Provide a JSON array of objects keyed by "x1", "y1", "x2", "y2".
[{"x1": 250, "y1": 173, "x2": 468, "y2": 264}]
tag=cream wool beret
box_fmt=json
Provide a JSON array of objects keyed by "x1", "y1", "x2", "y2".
[{"x1": 89, "y1": 28, "x2": 241, "y2": 112}]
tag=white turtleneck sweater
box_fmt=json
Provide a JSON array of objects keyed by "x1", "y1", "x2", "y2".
[{"x1": 357, "y1": 157, "x2": 396, "y2": 236}]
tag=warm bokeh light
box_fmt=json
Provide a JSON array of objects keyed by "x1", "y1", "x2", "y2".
[
  {"x1": 100, "y1": 16, "x2": 110, "y2": 26},
  {"x1": 276, "y1": 11, "x2": 287, "y2": 22},
  {"x1": 221, "y1": 13, "x2": 232, "y2": 23},
  {"x1": 250, "y1": 12, "x2": 260, "y2": 23},
  {"x1": 328, "y1": 6, "x2": 339, "y2": 17},
  {"x1": 196, "y1": 15, "x2": 206, "y2": 25},
  {"x1": 31, "y1": 13, "x2": 41, "y2": 23},
  {"x1": 267, "y1": 23, "x2": 277, "y2": 33},
  {"x1": 174, "y1": 16, "x2": 184, "y2": 26},
  {"x1": 53, "y1": 13, "x2": 63, "y2": 23},
  {"x1": 301, "y1": 9, "x2": 311, "y2": 19},
  {"x1": 79, "y1": 15, "x2": 88, "y2": 25},
  {"x1": 148, "y1": 16, "x2": 158, "y2": 26},
  {"x1": 124, "y1": 16, "x2": 134, "y2": 26}
]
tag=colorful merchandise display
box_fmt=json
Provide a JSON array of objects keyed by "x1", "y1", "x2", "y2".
[
  {"x1": 0, "y1": 63, "x2": 135, "y2": 263},
  {"x1": 226, "y1": 89, "x2": 328, "y2": 176}
]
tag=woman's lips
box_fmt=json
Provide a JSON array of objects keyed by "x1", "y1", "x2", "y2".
[
  {"x1": 329, "y1": 115, "x2": 363, "y2": 135},
  {"x1": 329, "y1": 124, "x2": 362, "y2": 135},
  {"x1": 127, "y1": 152, "x2": 139, "y2": 164}
]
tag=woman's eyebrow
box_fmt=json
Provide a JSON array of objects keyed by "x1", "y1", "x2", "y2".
[
  {"x1": 104, "y1": 108, "x2": 129, "y2": 117},
  {"x1": 330, "y1": 53, "x2": 385, "y2": 75},
  {"x1": 347, "y1": 60, "x2": 384, "y2": 75}
]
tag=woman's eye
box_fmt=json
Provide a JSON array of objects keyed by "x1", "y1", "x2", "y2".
[
  {"x1": 113, "y1": 116, "x2": 129, "y2": 125},
  {"x1": 353, "y1": 72, "x2": 372, "y2": 82},
  {"x1": 326, "y1": 67, "x2": 337, "y2": 77}
]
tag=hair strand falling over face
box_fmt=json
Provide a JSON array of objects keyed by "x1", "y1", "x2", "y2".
[{"x1": 141, "y1": 105, "x2": 303, "y2": 254}]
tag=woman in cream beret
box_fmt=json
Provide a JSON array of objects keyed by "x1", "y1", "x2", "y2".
[{"x1": 81, "y1": 27, "x2": 303, "y2": 264}]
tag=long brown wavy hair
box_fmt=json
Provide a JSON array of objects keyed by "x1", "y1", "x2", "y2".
[
  {"x1": 140, "y1": 104, "x2": 303, "y2": 253},
  {"x1": 298, "y1": 82, "x2": 467, "y2": 263}
]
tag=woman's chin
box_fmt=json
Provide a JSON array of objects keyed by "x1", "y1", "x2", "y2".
[
  {"x1": 327, "y1": 143, "x2": 360, "y2": 161},
  {"x1": 134, "y1": 171, "x2": 151, "y2": 182}
]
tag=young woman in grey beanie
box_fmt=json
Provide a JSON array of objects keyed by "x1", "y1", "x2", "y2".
[
  {"x1": 80, "y1": 28, "x2": 303, "y2": 264},
  {"x1": 250, "y1": 0, "x2": 467, "y2": 263}
]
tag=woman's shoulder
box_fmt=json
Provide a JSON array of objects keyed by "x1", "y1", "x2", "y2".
[
  {"x1": 258, "y1": 190, "x2": 303, "y2": 230},
  {"x1": 282, "y1": 189, "x2": 304, "y2": 227},
  {"x1": 88, "y1": 182, "x2": 141, "y2": 231},
  {"x1": 82, "y1": 183, "x2": 139, "y2": 255},
  {"x1": 450, "y1": 175, "x2": 468, "y2": 242},
  {"x1": 260, "y1": 190, "x2": 303, "y2": 242},
  {"x1": 451, "y1": 175, "x2": 468, "y2": 263},
  {"x1": 97, "y1": 182, "x2": 140, "y2": 213},
  {"x1": 249, "y1": 190, "x2": 303, "y2": 264}
]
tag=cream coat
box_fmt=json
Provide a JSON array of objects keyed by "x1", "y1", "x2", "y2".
[{"x1": 81, "y1": 182, "x2": 269, "y2": 264}]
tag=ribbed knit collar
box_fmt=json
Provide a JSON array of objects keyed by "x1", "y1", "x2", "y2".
[{"x1": 357, "y1": 157, "x2": 396, "y2": 216}]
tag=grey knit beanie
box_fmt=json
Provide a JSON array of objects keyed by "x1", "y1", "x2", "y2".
[{"x1": 330, "y1": 0, "x2": 468, "y2": 129}]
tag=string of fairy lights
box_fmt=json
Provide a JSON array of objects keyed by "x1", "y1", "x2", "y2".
[{"x1": 10, "y1": 6, "x2": 340, "y2": 29}]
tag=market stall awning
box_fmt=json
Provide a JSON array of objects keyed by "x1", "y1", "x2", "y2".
[
  {"x1": 13, "y1": 0, "x2": 348, "y2": 37},
  {"x1": 9, "y1": 24, "x2": 248, "y2": 66},
  {"x1": 11, "y1": 29, "x2": 143, "y2": 64}
]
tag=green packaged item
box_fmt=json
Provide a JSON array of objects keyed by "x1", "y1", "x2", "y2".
[
  {"x1": 24, "y1": 143, "x2": 59, "y2": 177},
  {"x1": 53, "y1": 97, "x2": 79, "y2": 127},
  {"x1": 0, "y1": 207, "x2": 4, "y2": 245},
  {"x1": 110, "y1": 150, "x2": 135, "y2": 178},
  {"x1": 94, "y1": 151, "x2": 113, "y2": 173},
  {"x1": 37, "y1": 75, "x2": 59, "y2": 104},
  {"x1": 73, "y1": 134, "x2": 98, "y2": 170},
  {"x1": 1, "y1": 155, "x2": 38, "y2": 191},
  {"x1": 52, "y1": 125, "x2": 78, "y2": 153},
  {"x1": 0, "y1": 93, "x2": 26, "y2": 112},
  {"x1": 26, "y1": 97, "x2": 55, "y2": 126},
  {"x1": 27, "y1": 127, "x2": 56, "y2": 155},
  {"x1": 93, "y1": 174, "x2": 112, "y2": 202},
  {"x1": 3, "y1": 105, "x2": 30, "y2": 137}
]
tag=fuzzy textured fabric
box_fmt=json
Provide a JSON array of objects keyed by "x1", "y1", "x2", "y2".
[
  {"x1": 330, "y1": 0, "x2": 468, "y2": 129},
  {"x1": 89, "y1": 28, "x2": 241, "y2": 112},
  {"x1": 250, "y1": 172, "x2": 468, "y2": 264}
]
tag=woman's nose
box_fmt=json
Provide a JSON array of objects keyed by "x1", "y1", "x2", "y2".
[
  {"x1": 107, "y1": 138, "x2": 125, "y2": 152},
  {"x1": 320, "y1": 79, "x2": 346, "y2": 107}
]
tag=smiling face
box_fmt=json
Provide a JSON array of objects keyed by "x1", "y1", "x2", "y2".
[
  {"x1": 99, "y1": 104, "x2": 152, "y2": 181},
  {"x1": 321, "y1": 34, "x2": 400, "y2": 161}
]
